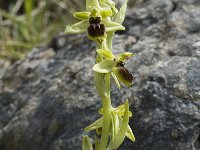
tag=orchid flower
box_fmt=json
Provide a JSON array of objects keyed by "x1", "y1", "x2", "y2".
[
  {"x1": 93, "y1": 49, "x2": 134, "y2": 88},
  {"x1": 65, "y1": 0, "x2": 125, "y2": 40}
]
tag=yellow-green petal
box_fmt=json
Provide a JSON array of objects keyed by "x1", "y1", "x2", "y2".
[
  {"x1": 73, "y1": 12, "x2": 90, "y2": 20},
  {"x1": 100, "y1": 9, "x2": 113, "y2": 18}
]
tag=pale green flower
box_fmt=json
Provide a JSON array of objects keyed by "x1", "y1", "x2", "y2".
[
  {"x1": 92, "y1": 49, "x2": 134, "y2": 88},
  {"x1": 65, "y1": 0, "x2": 125, "y2": 39}
]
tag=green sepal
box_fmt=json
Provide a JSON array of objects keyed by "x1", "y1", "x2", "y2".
[
  {"x1": 115, "y1": 104, "x2": 133, "y2": 117},
  {"x1": 92, "y1": 60, "x2": 114, "y2": 73},
  {"x1": 111, "y1": 72, "x2": 121, "y2": 89},
  {"x1": 96, "y1": 49, "x2": 115, "y2": 60},
  {"x1": 115, "y1": 0, "x2": 128, "y2": 24},
  {"x1": 85, "y1": 117, "x2": 103, "y2": 132},
  {"x1": 126, "y1": 125, "x2": 135, "y2": 142},
  {"x1": 103, "y1": 20, "x2": 125, "y2": 32},
  {"x1": 73, "y1": 12, "x2": 90, "y2": 20},
  {"x1": 107, "y1": 100, "x2": 129, "y2": 150},
  {"x1": 65, "y1": 20, "x2": 88, "y2": 34},
  {"x1": 82, "y1": 135, "x2": 93, "y2": 150}
]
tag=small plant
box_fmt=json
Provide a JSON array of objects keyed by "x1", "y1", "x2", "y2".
[{"x1": 65, "y1": 0, "x2": 135, "y2": 149}]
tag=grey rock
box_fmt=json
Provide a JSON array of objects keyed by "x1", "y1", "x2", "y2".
[{"x1": 0, "y1": 0, "x2": 200, "y2": 150}]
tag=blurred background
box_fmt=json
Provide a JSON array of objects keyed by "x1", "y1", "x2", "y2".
[
  {"x1": 0, "y1": 0, "x2": 135, "y2": 63},
  {"x1": 0, "y1": 0, "x2": 86, "y2": 62}
]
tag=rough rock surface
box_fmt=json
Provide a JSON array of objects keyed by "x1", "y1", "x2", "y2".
[{"x1": 0, "y1": 0, "x2": 200, "y2": 150}]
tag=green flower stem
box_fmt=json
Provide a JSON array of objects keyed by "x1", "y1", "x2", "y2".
[
  {"x1": 99, "y1": 92, "x2": 111, "y2": 150},
  {"x1": 94, "y1": 40, "x2": 112, "y2": 150},
  {"x1": 94, "y1": 71, "x2": 111, "y2": 150}
]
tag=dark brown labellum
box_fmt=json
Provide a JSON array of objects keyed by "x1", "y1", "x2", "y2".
[
  {"x1": 116, "y1": 67, "x2": 133, "y2": 83},
  {"x1": 87, "y1": 17, "x2": 105, "y2": 37},
  {"x1": 115, "y1": 60, "x2": 133, "y2": 84}
]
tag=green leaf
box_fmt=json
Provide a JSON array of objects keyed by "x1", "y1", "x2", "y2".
[
  {"x1": 92, "y1": 60, "x2": 114, "y2": 73},
  {"x1": 85, "y1": 117, "x2": 103, "y2": 132},
  {"x1": 96, "y1": 49, "x2": 115, "y2": 60},
  {"x1": 107, "y1": 100, "x2": 129, "y2": 150},
  {"x1": 25, "y1": 0, "x2": 33, "y2": 18},
  {"x1": 111, "y1": 72, "x2": 121, "y2": 89},
  {"x1": 65, "y1": 20, "x2": 88, "y2": 34},
  {"x1": 115, "y1": 0, "x2": 128, "y2": 24},
  {"x1": 73, "y1": 12, "x2": 90, "y2": 20},
  {"x1": 82, "y1": 135, "x2": 93, "y2": 150},
  {"x1": 103, "y1": 20, "x2": 125, "y2": 32}
]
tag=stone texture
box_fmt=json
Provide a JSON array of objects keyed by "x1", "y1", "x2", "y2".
[{"x1": 0, "y1": 0, "x2": 200, "y2": 150}]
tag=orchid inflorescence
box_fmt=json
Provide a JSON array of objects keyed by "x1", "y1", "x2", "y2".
[{"x1": 65, "y1": 0, "x2": 135, "y2": 149}]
